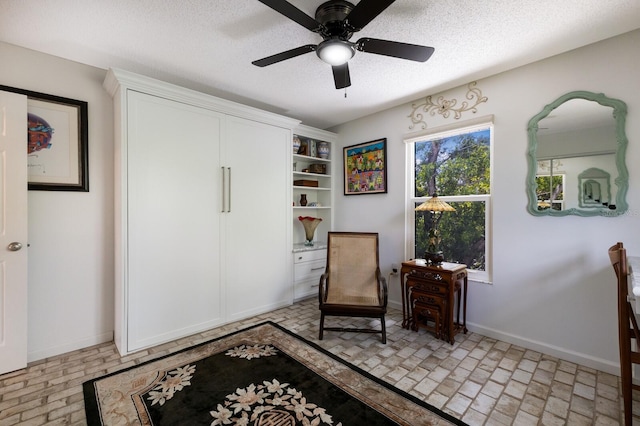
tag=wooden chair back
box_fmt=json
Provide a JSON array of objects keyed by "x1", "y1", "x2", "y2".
[
  {"x1": 608, "y1": 241, "x2": 640, "y2": 425},
  {"x1": 325, "y1": 232, "x2": 382, "y2": 306}
]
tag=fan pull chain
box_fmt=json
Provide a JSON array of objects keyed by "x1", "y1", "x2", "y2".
[{"x1": 344, "y1": 65, "x2": 348, "y2": 98}]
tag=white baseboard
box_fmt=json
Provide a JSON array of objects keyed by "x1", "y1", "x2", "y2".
[
  {"x1": 226, "y1": 300, "x2": 292, "y2": 323},
  {"x1": 27, "y1": 331, "x2": 114, "y2": 363},
  {"x1": 388, "y1": 300, "x2": 402, "y2": 311},
  {"x1": 387, "y1": 300, "x2": 619, "y2": 376},
  {"x1": 466, "y1": 323, "x2": 619, "y2": 376}
]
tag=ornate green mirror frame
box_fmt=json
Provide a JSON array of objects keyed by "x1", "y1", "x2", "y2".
[{"x1": 526, "y1": 91, "x2": 628, "y2": 216}]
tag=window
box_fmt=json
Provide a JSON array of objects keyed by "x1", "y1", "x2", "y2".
[
  {"x1": 535, "y1": 160, "x2": 565, "y2": 211},
  {"x1": 405, "y1": 119, "x2": 493, "y2": 283}
]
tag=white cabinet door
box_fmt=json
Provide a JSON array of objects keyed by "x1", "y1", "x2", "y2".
[
  {"x1": 0, "y1": 91, "x2": 28, "y2": 374},
  {"x1": 224, "y1": 116, "x2": 292, "y2": 320},
  {"x1": 126, "y1": 92, "x2": 225, "y2": 351}
]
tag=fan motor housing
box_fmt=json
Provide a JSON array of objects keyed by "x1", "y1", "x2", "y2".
[{"x1": 315, "y1": 0, "x2": 354, "y2": 39}]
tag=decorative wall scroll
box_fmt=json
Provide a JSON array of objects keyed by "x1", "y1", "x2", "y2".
[{"x1": 408, "y1": 82, "x2": 488, "y2": 130}]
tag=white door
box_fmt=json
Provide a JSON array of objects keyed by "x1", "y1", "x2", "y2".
[
  {"x1": 224, "y1": 116, "x2": 292, "y2": 320},
  {"x1": 0, "y1": 90, "x2": 28, "y2": 374},
  {"x1": 126, "y1": 91, "x2": 225, "y2": 351}
]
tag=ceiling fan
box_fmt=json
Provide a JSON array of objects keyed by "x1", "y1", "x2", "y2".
[{"x1": 252, "y1": 0, "x2": 435, "y2": 89}]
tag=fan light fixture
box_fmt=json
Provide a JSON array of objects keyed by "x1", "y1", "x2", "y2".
[
  {"x1": 316, "y1": 39, "x2": 355, "y2": 66},
  {"x1": 253, "y1": 0, "x2": 435, "y2": 89}
]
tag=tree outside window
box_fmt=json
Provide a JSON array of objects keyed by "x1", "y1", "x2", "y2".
[
  {"x1": 535, "y1": 174, "x2": 564, "y2": 211},
  {"x1": 409, "y1": 126, "x2": 491, "y2": 279}
]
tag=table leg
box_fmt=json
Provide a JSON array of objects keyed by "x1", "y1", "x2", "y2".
[
  {"x1": 455, "y1": 282, "x2": 461, "y2": 329},
  {"x1": 448, "y1": 278, "x2": 455, "y2": 344},
  {"x1": 400, "y1": 270, "x2": 408, "y2": 329},
  {"x1": 463, "y1": 275, "x2": 468, "y2": 334}
]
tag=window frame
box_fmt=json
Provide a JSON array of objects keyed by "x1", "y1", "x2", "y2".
[
  {"x1": 535, "y1": 172, "x2": 566, "y2": 211},
  {"x1": 404, "y1": 116, "x2": 494, "y2": 283}
]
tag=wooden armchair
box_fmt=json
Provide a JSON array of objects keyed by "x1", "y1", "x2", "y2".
[
  {"x1": 608, "y1": 242, "x2": 640, "y2": 425},
  {"x1": 318, "y1": 232, "x2": 388, "y2": 343}
]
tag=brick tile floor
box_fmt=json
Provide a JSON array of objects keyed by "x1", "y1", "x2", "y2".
[{"x1": 0, "y1": 298, "x2": 634, "y2": 425}]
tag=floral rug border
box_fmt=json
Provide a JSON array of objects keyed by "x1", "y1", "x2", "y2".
[{"x1": 83, "y1": 321, "x2": 467, "y2": 426}]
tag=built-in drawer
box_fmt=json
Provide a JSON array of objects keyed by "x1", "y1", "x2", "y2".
[
  {"x1": 294, "y1": 249, "x2": 327, "y2": 264},
  {"x1": 294, "y1": 259, "x2": 326, "y2": 281},
  {"x1": 294, "y1": 277, "x2": 320, "y2": 300}
]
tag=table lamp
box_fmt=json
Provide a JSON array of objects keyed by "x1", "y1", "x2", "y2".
[{"x1": 415, "y1": 194, "x2": 455, "y2": 265}]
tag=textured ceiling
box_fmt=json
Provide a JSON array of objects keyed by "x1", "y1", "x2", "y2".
[{"x1": 0, "y1": 0, "x2": 639, "y2": 129}]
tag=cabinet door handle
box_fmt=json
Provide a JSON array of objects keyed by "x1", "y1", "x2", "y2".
[
  {"x1": 310, "y1": 267, "x2": 324, "y2": 271},
  {"x1": 221, "y1": 167, "x2": 226, "y2": 213},
  {"x1": 227, "y1": 167, "x2": 231, "y2": 213}
]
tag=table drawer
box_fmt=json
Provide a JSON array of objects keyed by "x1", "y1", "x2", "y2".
[
  {"x1": 411, "y1": 291, "x2": 447, "y2": 310},
  {"x1": 294, "y1": 249, "x2": 327, "y2": 264},
  {"x1": 413, "y1": 301, "x2": 441, "y2": 319},
  {"x1": 409, "y1": 280, "x2": 448, "y2": 296},
  {"x1": 294, "y1": 259, "x2": 326, "y2": 281}
]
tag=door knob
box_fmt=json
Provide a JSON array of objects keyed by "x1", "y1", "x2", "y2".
[{"x1": 7, "y1": 242, "x2": 23, "y2": 251}]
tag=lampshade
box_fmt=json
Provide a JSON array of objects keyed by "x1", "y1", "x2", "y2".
[
  {"x1": 316, "y1": 39, "x2": 355, "y2": 66},
  {"x1": 415, "y1": 194, "x2": 456, "y2": 212}
]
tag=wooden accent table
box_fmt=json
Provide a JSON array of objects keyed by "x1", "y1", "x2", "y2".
[{"x1": 400, "y1": 260, "x2": 468, "y2": 344}]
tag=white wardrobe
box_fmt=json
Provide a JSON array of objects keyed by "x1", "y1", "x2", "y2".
[{"x1": 104, "y1": 68, "x2": 299, "y2": 355}]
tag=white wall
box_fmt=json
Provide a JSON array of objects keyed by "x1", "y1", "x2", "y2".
[
  {"x1": 0, "y1": 42, "x2": 114, "y2": 361},
  {"x1": 331, "y1": 29, "x2": 640, "y2": 375}
]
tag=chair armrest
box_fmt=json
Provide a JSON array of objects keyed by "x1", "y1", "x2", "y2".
[
  {"x1": 376, "y1": 269, "x2": 388, "y2": 307},
  {"x1": 318, "y1": 271, "x2": 329, "y2": 304}
]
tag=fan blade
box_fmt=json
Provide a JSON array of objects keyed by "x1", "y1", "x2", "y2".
[
  {"x1": 332, "y1": 63, "x2": 351, "y2": 89},
  {"x1": 257, "y1": 0, "x2": 322, "y2": 32},
  {"x1": 356, "y1": 38, "x2": 434, "y2": 62},
  {"x1": 346, "y1": 0, "x2": 395, "y2": 31},
  {"x1": 252, "y1": 45, "x2": 317, "y2": 67}
]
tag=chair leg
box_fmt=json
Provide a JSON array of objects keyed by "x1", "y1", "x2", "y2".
[
  {"x1": 621, "y1": 358, "x2": 632, "y2": 425},
  {"x1": 319, "y1": 312, "x2": 325, "y2": 340},
  {"x1": 620, "y1": 329, "x2": 632, "y2": 424},
  {"x1": 381, "y1": 315, "x2": 387, "y2": 344}
]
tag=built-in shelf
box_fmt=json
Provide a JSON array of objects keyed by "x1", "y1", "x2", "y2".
[
  {"x1": 293, "y1": 186, "x2": 331, "y2": 191},
  {"x1": 291, "y1": 126, "x2": 336, "y2": 246},
  {"x1": 291, "y1": 125, "x2": 336, "y2": 300},
  {"x1": 293, "y1": 206, "x2": 331, "y2": 209},
  {"x1": 294, "y1": 154, "x2": 330, "y2": 163},
  {"x1": 293, "y1": 172, "x2": 331, "y2": 177}
]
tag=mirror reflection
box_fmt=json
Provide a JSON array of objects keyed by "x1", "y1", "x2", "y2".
[
  {"x1": 578, "y1": 167, "x2": 610, "y2": 208},
  {"x1": 582, "y1": 180, "x2": 601, "y2": 204},
  {"x1": 527, "y1": 91, "x2": 628, "y2": 216}
]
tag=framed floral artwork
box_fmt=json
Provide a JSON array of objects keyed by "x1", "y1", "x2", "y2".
[
  {"x1": 0, "y1": 85, "x2": 89, "y2": 191},
  {"x1": 343, "y1": 138, "x2": 387, "y2": 195}
]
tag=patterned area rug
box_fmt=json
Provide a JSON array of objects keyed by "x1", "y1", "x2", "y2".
[{"x1": 83, "y1": 322, "x2": 466, "y2": 425}]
